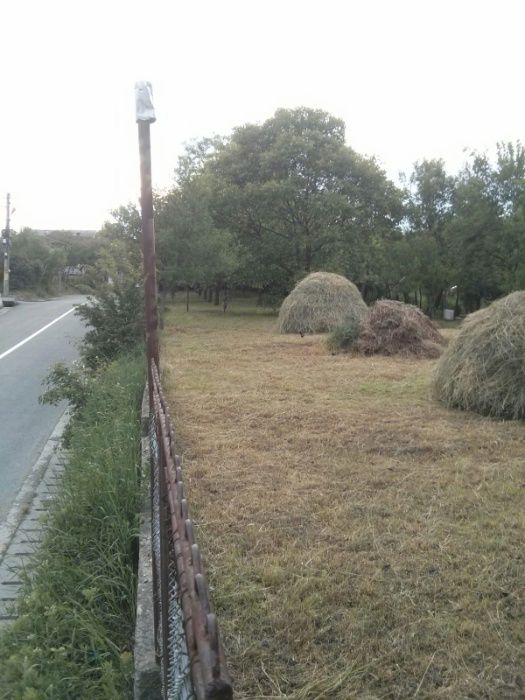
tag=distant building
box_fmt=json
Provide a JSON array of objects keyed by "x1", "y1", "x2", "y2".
[{"x1": 32, "y1": 229, "x2": 98, "y2": 238}]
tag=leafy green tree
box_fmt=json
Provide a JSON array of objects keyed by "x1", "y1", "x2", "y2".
[
  {"x1": 405, "y1": 159, "x2": 455, "y2": 238},
  {"x1": 155, "y1": 179, "x2": 237, "y2": 306},
  {"x1": 403, "y1": 159, "x2": 456, "y2": 314},
  {"x1": 10, "y1": 230, "x2": 66, "y2": 291},
  {"x1": 196, "y1": 107, "x2": 403, "y2": 300},
  {"x1": 67, "y1": 206, "x2": 145, "y2": 368},
  {"x1": 448, "y1": 153, "x2": 505, "y2": 312},
  {"x1": 45, "y1": 231, "x2": 101, "y2": 269},
  {"x1": 492, "y1": 142, "x2": 525, "y2": 290}
]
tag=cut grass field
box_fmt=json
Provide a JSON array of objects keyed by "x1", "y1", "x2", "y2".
[{"x1": 162, "y1": 296, "x2": 525, "y2": 699}]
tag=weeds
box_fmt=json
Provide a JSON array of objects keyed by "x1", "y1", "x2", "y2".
[{"x1": 326, "y1": 323, "x2": 360, "y2": 353}]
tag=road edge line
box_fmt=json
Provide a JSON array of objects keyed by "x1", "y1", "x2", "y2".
[{"x1": 0, "y1": 307, "x2": 76, "y2": 361}]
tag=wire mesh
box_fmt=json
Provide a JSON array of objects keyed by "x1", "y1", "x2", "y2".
[
  {"x1": 149, "y1": 412, "x2": 164, "y2": 688},
  {"x1": 167, "y1": 538, "x2": 195, "y2": 700},
  {"x1": 150, "y1": 412, "x2": 194, "y2": 699}
]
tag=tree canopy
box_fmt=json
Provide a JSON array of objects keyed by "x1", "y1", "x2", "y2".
[{"x1": 101, "y1": 108, "x2": 525, "y2": 316}]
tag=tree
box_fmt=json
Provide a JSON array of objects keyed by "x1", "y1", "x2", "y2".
[
  {"x1": 493, "y1": 142, "x2": 525, "y2": 290},
  {"x1": 10, "y1": 230, "x2": 66, "y2": 291},
  {"x1": 196, "y1": 107, "x2": 403, "y2": 300},
  {"x1": 155, "y1": 180, "x2": 237, "y2": 307},
  {"x1": 45, "y1": 230, "x2": 101, "y2": 269},
  {"x1": 448, "y1": 153, "x2": 505, "y2": 312},
  {"x1": 50, "y1": 205, "x2": 145, "y2": 367},
  {"x1": 403, "y1": 160, "x2": 456, "y2": 314}
]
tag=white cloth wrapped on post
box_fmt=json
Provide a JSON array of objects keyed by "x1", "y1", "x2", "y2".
[{"x1": 135, "y1": 81, "x2": 156, "y2": 123}]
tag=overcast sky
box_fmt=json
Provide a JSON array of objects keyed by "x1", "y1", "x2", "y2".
[{"x1": 1, "y1": 0, "x2": 523, "y2": 231}]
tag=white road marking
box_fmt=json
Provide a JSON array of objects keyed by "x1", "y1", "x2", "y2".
[{"x1": 0, "y1": 308, "x2": 76, "y2": 361}]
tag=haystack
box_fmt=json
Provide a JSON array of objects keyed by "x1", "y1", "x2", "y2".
[
  {"x1": 277, "y1": 272, "x2": 367, "y2": 334},
  {"x1": 433, "y1": 291, "x2": 525, "y2": 419},
  {"x1": 357, "y1": 300, "x2": 445, "y2": 358}
]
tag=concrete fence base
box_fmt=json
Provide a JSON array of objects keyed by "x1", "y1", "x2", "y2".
[{"x1": 134, "y1": 390, "x2": 161, "y2": 699}]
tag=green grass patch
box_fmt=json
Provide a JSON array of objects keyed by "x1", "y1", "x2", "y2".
[
  {"x1": 0, "y1": 353, "x2": 144, "y2": 700},
  {"x1": 358, "y1": 371, "x2": 429, "y2": 399}
]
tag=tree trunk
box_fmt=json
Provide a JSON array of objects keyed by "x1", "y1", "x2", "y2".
[
  {"x1": 434, "y1": 289, "x2": 443, "y2": 314},
  {"x1": 223, "y1": 285, "x2": 229, "y2": 313},
  {"x1": 159, "y1": 290, "x2": 167, "y2": 330},
  {"x1": 304, "y1": 239, "x2": 312, "y2": 273},
  {"x1": 454, "y1": 288, "x2": 460, "y2": 316},
  {"x1": 186, "y1": 284, "x2": 190, "y2": 312},
  {"x1": 214, "y1": 284, "x2": 220, "y2": 306}
]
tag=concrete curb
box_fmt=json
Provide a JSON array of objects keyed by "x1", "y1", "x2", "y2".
[
  {"x1": 0, "y1": 409, "x2": 70, "y2": 560},
  {"x1": 134, "y1": 387, "x2": 162, "y2": 699}
]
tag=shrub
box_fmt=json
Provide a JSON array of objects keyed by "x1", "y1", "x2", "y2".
[
  {"x1": 76, "y1": 276, "x2": 144, "y2": 369},
  {"x1": 433, "y1": 291, "x2": 525, "y2": 418},
  {"x1": 327, "y1": 323, "x2": 361, "y2": 353},
  {"x1": 39, "y1": 361, "x2": 91, "y2": 413},
  {"x1": 277, "y1": 271, "x2": 367, "y2": 335}
]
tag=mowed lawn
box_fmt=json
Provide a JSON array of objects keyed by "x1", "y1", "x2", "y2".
[{"x1": 162, "y1": 296, "x2": 525, "y2": 699}]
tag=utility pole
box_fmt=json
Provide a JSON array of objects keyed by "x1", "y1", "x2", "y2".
[
  {"x1": 135, "y1": 82, "x2": 159, "y2": 407},
  {"x1": 2, "y1": 193, "x2": 11, "y2": 298}
]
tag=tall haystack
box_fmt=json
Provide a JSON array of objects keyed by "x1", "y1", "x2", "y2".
[
  {"x1": 277, "y1": 272, "x2": 367, "y2": 334},
  {"x1": 357, "y1": 300, "x2": 445, "y2": 358},
  {"x1": 433, "y1": 291, "x2": 525, "y2": 419}
]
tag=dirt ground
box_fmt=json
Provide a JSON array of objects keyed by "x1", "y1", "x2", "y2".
[{"x1": 162, "y1": 297, "x2": 525, "y2": 699}]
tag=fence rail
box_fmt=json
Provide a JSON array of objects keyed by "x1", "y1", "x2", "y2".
[{"x1": 150, "y1": 360, "x2": 233, "y2": 699}]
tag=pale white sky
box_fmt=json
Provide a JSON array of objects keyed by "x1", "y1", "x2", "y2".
[{"x1": 1, "y1": 0, "x2": 523, "y2": 230}]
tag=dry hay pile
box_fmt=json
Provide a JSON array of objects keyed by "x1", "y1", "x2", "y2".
[
  {"x1": 357, "y1": 300, "x2": 445, "y2": 358},
  {"x1": 433, "y1": 291, "x2": 525, "y2": 419},
  {"x1": 277, "y1": 271, "x2": 367, "y2": 334}
]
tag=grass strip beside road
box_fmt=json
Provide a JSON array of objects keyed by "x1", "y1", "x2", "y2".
[
  {"x1": 0, "y1": 353, "x2": 144, "y2": 700},
  {"x1": 163, "y1": 296, "x2": 525, "y2": 699}
]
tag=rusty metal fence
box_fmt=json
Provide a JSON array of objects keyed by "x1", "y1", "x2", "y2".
[{"x1": 150, "y1": 360, "x2": 233, "y2": 699}]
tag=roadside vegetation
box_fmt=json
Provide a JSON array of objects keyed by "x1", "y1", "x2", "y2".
[
  {"x1": 0, "y1": 224, "x2": 145, "y2": 698},
  {"x1": 0, "y1": 353, "x2": 144, "y2": 699},
  {"x1": 162, "y1": 295, "x2": 525, "y2": 698},
  {"x1": 7, "y1": 229, "x2": 101, "y2": 298}
]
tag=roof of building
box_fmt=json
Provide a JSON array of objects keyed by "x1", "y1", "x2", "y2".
[{"x1": 32, "y1": 229, "x2": 98, "y2": 238}]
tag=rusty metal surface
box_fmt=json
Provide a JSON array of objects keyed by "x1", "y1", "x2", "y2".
[{"x1": 150, "y1": 361, "x2": 233, "y2": 700}]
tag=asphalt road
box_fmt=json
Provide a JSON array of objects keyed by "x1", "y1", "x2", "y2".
[{"x1": 0, "y1": 296, "x2": 86, "y2": 522}]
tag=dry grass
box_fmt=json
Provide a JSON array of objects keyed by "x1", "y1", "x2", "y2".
[
  {"x1": 162, "y1": 297, "x2": 525, "y2": 699},
  {"x1": 358, "y1": 300, "x2": 445, "y2": 359}
]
